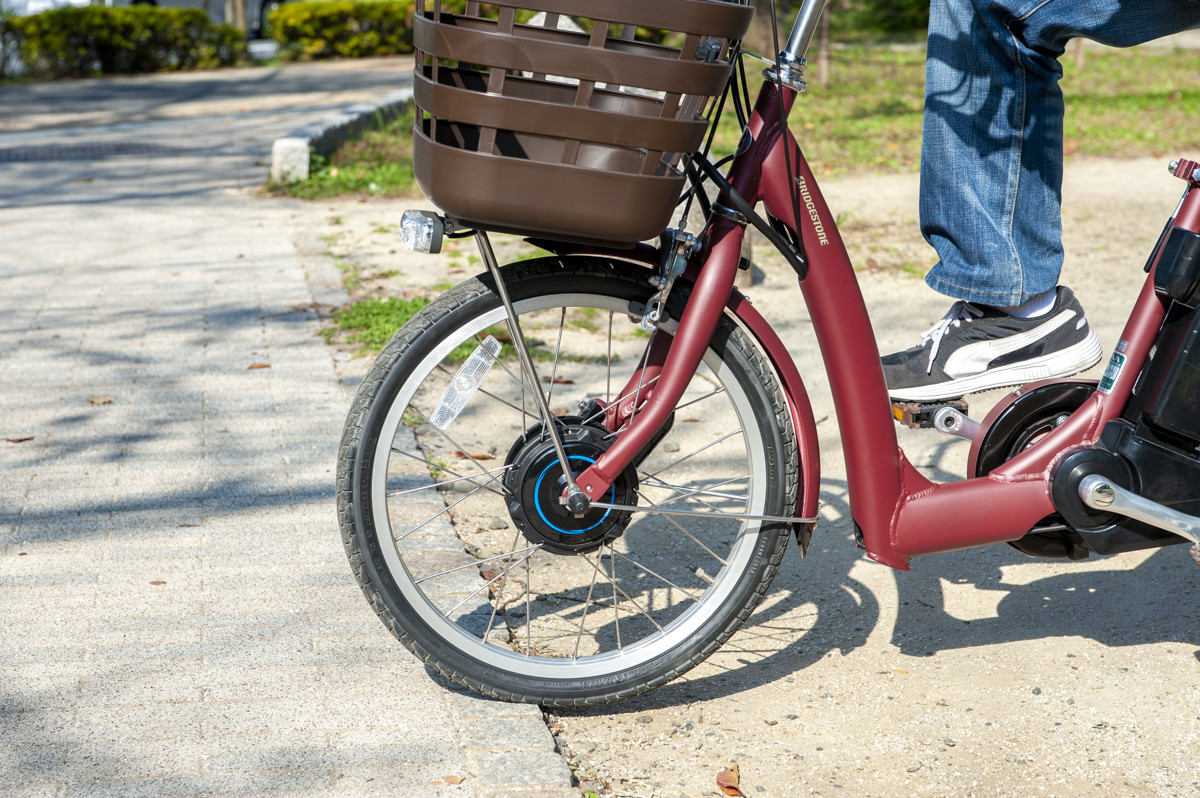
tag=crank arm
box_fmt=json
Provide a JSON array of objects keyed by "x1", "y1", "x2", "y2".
[{"x1": 1078, "y1": 475, "x2": 1200, "y2": 546}]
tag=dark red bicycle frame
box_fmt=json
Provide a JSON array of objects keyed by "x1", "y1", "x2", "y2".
[{"x1": 570, "y1": 81, "x2": 1200, "y2": 570}]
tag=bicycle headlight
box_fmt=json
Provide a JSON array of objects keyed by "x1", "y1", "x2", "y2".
[{"x1": 399, "y1": 209, "x2": 445, "y2": 255}]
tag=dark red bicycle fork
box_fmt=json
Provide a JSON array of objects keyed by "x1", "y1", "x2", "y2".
[{"x1": 572, "y1": 84, "x2": 1200, "y2": 569}]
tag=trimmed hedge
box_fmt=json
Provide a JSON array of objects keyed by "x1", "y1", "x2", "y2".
[
  {"x1": 829, "y1": 0, "x2": 929, "y2": 36},
  {"x1": 269, "y1": 1, "x2": 417, "y2": 60},
  {"x1": 0, "y1": 11, "x2": 16, "y2": 81},
  {"x1": 6, "y1": 7, "x2": 245, "y2": 79}
]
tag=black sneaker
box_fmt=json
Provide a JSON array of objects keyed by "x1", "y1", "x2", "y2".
[{"x1": 881, "y1": 286, "x2": 1103, "y2": 401}]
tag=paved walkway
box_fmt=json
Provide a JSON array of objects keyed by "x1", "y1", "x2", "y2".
[{"x1": 0, "y1": 64, "x2": 574, "y2": 797}]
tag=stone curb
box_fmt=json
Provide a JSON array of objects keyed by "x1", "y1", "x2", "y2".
[
  {"x1": 270, "y1": 87, "x2": 413, "y2": 183},
  {"x1": 286, "y1": 94, "x2": 580, "y2": 796}
]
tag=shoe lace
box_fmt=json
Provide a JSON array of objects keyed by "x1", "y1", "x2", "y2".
[{"x1": 920, "y1": 301, "x2": 984, "y2": 373}]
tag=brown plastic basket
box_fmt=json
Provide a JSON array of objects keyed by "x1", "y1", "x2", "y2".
[{"x1": 412, "y1": 0, "x2": 753, "y2": 245}]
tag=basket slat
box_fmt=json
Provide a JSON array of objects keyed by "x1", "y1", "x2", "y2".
[
  {"x1": 428, "y1": 0, "x2": 754, "y2": 39},
  {"x1": 416, "y1": 71, "x2": 707, "y2": 153},
  {"x1": 414, "y1": 17, "x2": 733, "y2": 97},
  {"x1": 414, "y1": 0, "x2": 749, "y2": 244},
  {"x1": 414, "y1": 128, "x2": 689, "y2": 244}
]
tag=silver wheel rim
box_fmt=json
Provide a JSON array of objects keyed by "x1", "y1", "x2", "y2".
[{"x1": 368, "y1": 287, "x2": 773, "y2": 681}]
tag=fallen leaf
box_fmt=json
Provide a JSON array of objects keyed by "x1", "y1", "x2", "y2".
[
  {"x1": 3, "y1": 436, "x2": 34, "y2": 443},
  {"x1": 682, "y1": 418, "x2": 699, "y2": 423},
  {"x1": 88, "y1": 397, "x2": 112, "y2": 405},
  {"x1": 716, "y1": 762, "x2": 744, "y2": 796},
  {"x1": 247, "y1": 363, "x2": 270, "y2": 370},
  {"x1": 149, "y1": 580, "x2": 166, "y2": 586},
  {"x1": 443, "y1": 776, "x2": 464, "y2": 784},
  {"x1": 541, "y1": 375, "x2": 575, "y2": 385},
  {"x1": 455, "y1": 451, "x2": 494, "y2": 460}
]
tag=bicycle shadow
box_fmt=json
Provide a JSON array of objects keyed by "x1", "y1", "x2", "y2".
[
  {"x1": 892, "y1": 540, "x2": 1200, "y2": 657},
  {"x1": 891, "y1": 434, "x2": 1200, "y2": 655},
  {"x1": 552, "y1": 431, "x2": 1199, "y2": 716},
  {"x1": 551, "y1": 477, "x2": 880, "y2": 715}
]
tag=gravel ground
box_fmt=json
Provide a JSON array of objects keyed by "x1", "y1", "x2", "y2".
[{"x1": 287, "y1": 157, "x2": 1200, "y2": 798}]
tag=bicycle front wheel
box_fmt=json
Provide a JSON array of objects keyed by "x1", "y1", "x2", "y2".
[{"x1": 337, "y1": 257, "x2": 798, "y2": 705}]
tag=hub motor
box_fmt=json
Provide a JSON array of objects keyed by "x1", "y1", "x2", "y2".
[{"x1": 502, "y1": 416, "x2": 638, "y2": 554}]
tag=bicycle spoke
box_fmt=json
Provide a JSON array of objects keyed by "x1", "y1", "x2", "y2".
[
  {"x1": 579, "y1": 544, "x2": 664, "y2": 639},
  {"x1": 448, "y1": 538, "x2": 542, "y2": 618},
  {"x1": 545, "y1": 308, "x2": 566, "y2": 409},
  {"x1": 414, "y1": 544, "x2": 538, "y2": 585},
  {"x1": 387, "y1": 464, "x2": 514, "y2": 498},
  {"x1": 640, "y1": 473, "x2": 751, "y2": 506},
  {"x1": 350, "y1": 262, "x2": 793, "y2": 698},
  {"x1": 610, "y1": 549, "x2": 701, "y2": 602},
  {"x1": 491, "y1": 348, "x2": 539, "y2": 399},
  {"x1": 581, "y1": 375, "x2": 662, "y2": 429},
  {"x1": 434, "y1": 362, "x2": 540, "y2": 424},
  {"x1": 609, "y1": 548, "x2": 621, "y2": 650},
  {"x1": 634, "y1": 487, "x2": 729, "y2": 566},
  {"x1": 674, "y1": 384, "x2": 729, "y2": 414},
  {"x1": 404, "y1": 407, "x2": 511, "y2": 496},
  {"x1": 393, "y1": 480, "x2": 492, "y2": 542},
  {"x1": 482, "y1": 528, "x2": 526, "y2": 646},
  {"x1": 641, "y1": 428, "x2": 745, "y2": 482},
  {"x1": 644, "y1": 475, "x2": 751, "y2": 517},
  {"x1": 606, "y1": 311, "x2": 613, "y2": 408},
  {"x1": 625, "y1": 329, "x2": 659, "y2": 431},
  {"x1": 572, "y1": 554, "x2": 601, "y2": 660},
  {"x1": 524, "y1": 552, "x2": 533, "y2": 655}
]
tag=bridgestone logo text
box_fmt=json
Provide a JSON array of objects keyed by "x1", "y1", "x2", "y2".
[{"x1": 795, "y1": 177, "x2": 829, "y2": 246}]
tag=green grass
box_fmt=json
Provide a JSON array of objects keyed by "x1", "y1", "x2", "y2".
[
  {"x1": 330, "y1": 294, "x2": 617, "y2": 362},
  {"x1": 266, "y1": 107, "x2": 417, "y2": 199},
  {"x1": 1060, "y1": 48, "x2": 1200, "y2": 159},
  {"x1": 270, "y1": 46, "x2": 1200, "y2": 202},
  {"x1": 331, "y1": 295, "x2": 495, "y2": 359},
  {"x1": 708, "y1": 45, "x2": 1200, "y2": 176},
  {"x1": 332, "y1": 296, "x2": 430, "y2": 353}
]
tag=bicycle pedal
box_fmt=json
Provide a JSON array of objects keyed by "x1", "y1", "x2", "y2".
[{"x1": 891, "y1": 399, "x2": 969, "y2": 430}]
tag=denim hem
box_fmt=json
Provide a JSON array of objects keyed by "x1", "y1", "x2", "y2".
[{"x1": 924, "y1": 269, "x2": 1057, "y2": 307}]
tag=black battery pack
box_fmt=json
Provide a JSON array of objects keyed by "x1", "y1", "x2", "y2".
[{"x1": 1126, "y1": 226, "x2": 1200, "y2": 444}]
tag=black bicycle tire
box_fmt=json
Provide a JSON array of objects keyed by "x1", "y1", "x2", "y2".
[{"x1": 336, "y1": 257, "x2": 799, "y2": 705}]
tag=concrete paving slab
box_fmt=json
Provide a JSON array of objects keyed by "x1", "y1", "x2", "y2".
[{"x1": 0, "y1": 65, "x2": 575, "y2": 797}]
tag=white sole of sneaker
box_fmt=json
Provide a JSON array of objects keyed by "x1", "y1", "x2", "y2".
[{"x1": 887, "y1": 331, "x2": 1105, "y2": 402}]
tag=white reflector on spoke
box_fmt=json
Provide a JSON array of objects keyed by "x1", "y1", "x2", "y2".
[{"x1": 430, "y1": 336, "x2": 501, "y2": 430}]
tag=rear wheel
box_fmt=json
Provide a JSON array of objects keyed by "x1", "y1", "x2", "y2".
[{"x1": 337, "y1": 257, "x2": 798, "y2": 705}]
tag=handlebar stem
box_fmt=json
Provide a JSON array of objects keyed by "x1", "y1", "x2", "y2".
[{"x1": 781, "y1": 0, "x2": 830, "y2": 64}]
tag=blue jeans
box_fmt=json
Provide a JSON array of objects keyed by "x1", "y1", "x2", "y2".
[{"x1": 921, "y1": 0, "x2": 1200, "y2": 305}]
